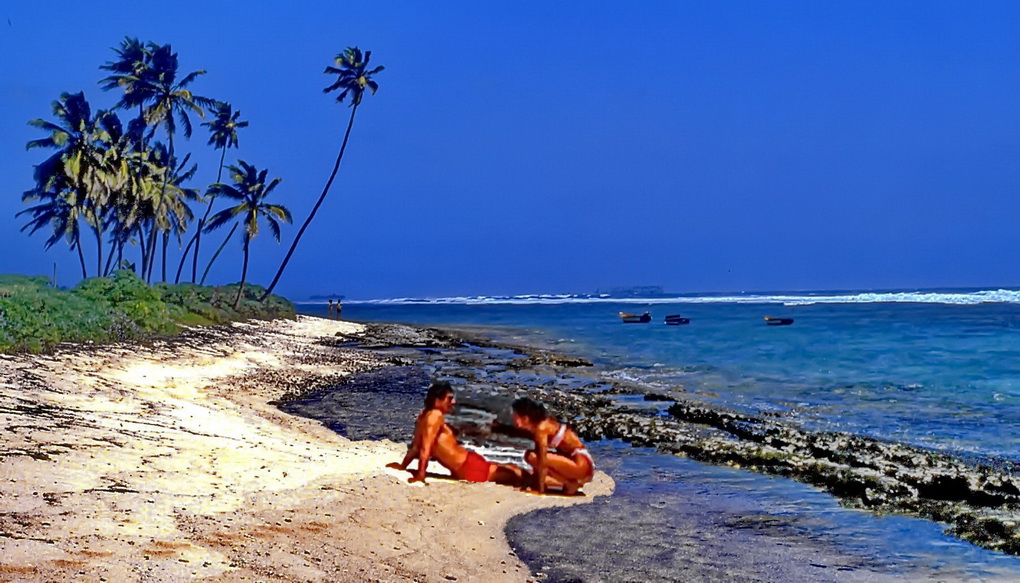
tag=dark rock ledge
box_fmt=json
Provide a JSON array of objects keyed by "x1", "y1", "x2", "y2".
[{"x1": 330, "y1": 322, "x2": 1020, "y2": 556}]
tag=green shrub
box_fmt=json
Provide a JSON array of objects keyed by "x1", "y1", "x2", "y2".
[
  {"x1": 209, "y1": 283, "x2": 296, "y2": 321},
  {"x1": 0, "y1": 272, "x2": 296, "y2": 353},
  {"x1": 75, "y1": 270, "x2": 179, "y2": 335},
  {"x1": 0, "y1": 277, "x2": 124, "y2": 353}
]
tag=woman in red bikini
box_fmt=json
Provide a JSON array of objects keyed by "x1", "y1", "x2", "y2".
[
  {"x1": 511, "y1": 396, "x2": 595, "y2": 495},
  {"x1": 388, "y1": 381, "x2": 523, "y2": 485}
]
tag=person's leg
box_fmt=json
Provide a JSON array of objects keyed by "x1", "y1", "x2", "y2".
[
  {"x1": 524, "y1": 451, "x2": 580, "y2": 492},
  {"x1": 552, "y1": 453, "x2": 595, "y2": 495},
  {"x1": 543, "y1": 452, "x2": 590, "y2": 481},
  {"x1": 488, "y1": 463, "x2": 525, "y2": 486},
  {"x1": 522, "y1": 450, "x2": 544, "y2": 489}
]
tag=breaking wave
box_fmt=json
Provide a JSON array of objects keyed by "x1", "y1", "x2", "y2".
[{"x1": 335, "y1": 288, "x2": 1020, "y2": 307}]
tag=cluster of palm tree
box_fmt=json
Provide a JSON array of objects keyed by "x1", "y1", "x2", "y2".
[{"x1": 21, "y1": 38, "x2": 382, "y2": 303}]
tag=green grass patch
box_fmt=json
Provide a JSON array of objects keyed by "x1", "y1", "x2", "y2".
[{"x1": 0, "y1": 271, "x2": 295, "y2": 353}]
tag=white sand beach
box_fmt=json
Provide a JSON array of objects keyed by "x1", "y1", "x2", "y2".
[{"x1": 0, "y1": 316, "x2": 612, "y2": 582}]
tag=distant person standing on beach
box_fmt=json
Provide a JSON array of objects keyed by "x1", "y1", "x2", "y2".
[
  {"x1": 327, "y1": 299, "x2": 335, "y2": 318},
  {"x1": 336, "y1": 297, "x2": 342, "y2": 320},
  {"x1": 511, "y1": 396, "x2": 594, "y2": 495},
  {"x1": 387, "y1": 381, "x2": 523, "y2": 485}
]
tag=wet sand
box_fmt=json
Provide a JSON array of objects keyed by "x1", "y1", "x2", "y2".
[{"x1": 0, "y1": 316, "x2": 612, "y2": 582}]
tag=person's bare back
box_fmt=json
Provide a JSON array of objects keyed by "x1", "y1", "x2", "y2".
[{"x1": 412, "y1": 407, "x2": 468, "y2": 477}]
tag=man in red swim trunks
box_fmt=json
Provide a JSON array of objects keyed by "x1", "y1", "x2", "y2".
[{"x1": 387, "y1": 381, "x2": 523, "y2": 485}]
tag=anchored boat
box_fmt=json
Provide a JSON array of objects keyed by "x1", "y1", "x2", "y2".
[{"x1": 620, "y1": 311, "x2": 652, "y2": 323}]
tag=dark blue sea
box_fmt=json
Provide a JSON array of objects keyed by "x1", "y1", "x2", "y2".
[{"x1": 299, "y1": 289, "x2": 1020, "y2": 581}]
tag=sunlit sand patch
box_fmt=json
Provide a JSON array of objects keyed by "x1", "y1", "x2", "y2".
[{"x1": 0, "y1": 315, "x2": 607, "y2": 581}]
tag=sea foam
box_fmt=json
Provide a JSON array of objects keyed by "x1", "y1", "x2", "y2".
[{"x1": 332, "y1": 288, "x2": 1020, "y2": 306}]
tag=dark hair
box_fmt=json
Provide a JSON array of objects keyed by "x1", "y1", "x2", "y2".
[
  {"x1": 511, "y1": 396, "x2": 547, "y2": 423},
  {"x1": 425, "y1": 380, "x2": 454, "y2": 409}
]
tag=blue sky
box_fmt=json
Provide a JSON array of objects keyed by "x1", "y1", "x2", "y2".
[{"x1": 3, "y1": 1, "x2": 1020, "y2": 300}]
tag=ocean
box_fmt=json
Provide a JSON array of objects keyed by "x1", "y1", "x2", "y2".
[{"x1": 297, "y1": 289, "x2": 1020, "y2": 581}]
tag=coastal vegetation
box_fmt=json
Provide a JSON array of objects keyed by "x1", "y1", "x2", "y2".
[{"x1": 0, "y1": 272, "x2": 294, "y2": 353}]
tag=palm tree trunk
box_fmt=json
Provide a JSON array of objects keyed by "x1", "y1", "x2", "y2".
[
  {"x1": 200, "y1": 223, "x2": 238, "y2": 286},
  {"x1": 161, "y1": 232, "x2": 169, "y2": 282},
  {"x1": 174, "y1": 234, "x2": 198, "y2": 283},
  {"x1": 94, "y1": 228, "x2": 103, "y2": 279},
  {"x1": 153, "y1": 133, "x2": 174, "y2": 284},
  {"x1": 233, "y1": 236, "x2": 250, "y2": 310},
  {"x1": 103, "y1": 238, "x2": 117, "y2": 276},
  {"x1": 139, "y1": 222, "x2": 150, "y2": 278},
  {"x1": 145, "y1": 224, "x2": 159, "y2": 283},
  {"x1": 177, "y1": 146, "x2": 227, "y2": 284},
  {"x1": 189, "y1": 147, "x2": 228, "y2": 281},
  {"x1": 259, "y1": 105, "x2": 359, "y2": 301},
  {"x1": 136, "y1": 104, "x2": 146, "y2": 149},
  {"x1": 75, "y1": 240, "x2": 87, "y2": 280},
  {"x1": 136, "y1": 224, "x2": 147, "y2": 278}
]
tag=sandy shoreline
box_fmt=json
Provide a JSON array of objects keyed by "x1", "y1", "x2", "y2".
[{"x1": 0, "y1": 316, "x2": 612, "y2": 582}]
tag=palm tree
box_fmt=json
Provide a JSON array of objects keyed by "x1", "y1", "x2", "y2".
[
  {"x1": 155, "y1": 150, "x2": 201, "y2": 282},
  {"x1": 176, "y1": 101, "x2": 248, "y2": 282},
  {"x1": 143, "y1": 44, "x2": 214, "y2": 157},
  {"x1": 99, "y1": 116, "x2": 154, "y2": 276},
  {"x1": 259, "y1": 47, "x2": 382, "y2": 301},
  {"x1": 203, "y1": 161, "x2": 291, "y2": 309},
  {"x1": 24, "y1": 92, "x2": 119, "y2": 277},
  {"x1": 133, "y1": 144, "x2": 197, "y2": 283},
  {"x1": 203, "y1": 102, "x2": 247, "y2": 182},
  {"x1": 102, "y1": 43, "x2": 208, "y2": 281},
  {"x1": 19, "y1": 181, "x2": 88, "y2": 278},
  {"x1": 143, "y1": 44, "x2": 214, "y2": 282},
  {"x1": 99, "y1": 37, "x2": 153, "y2": 135}
]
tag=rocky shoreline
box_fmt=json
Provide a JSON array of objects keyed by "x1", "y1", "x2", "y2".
[{"x1": 332, "y1": 321, "x2": 1020, "y2": 557}]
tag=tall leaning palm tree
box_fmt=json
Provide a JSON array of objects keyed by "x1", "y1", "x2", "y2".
[
  {"x1": 259, "y1": 47, "x2": 382, "y2": 301},
  {"x1": 176, "y1": 101, "x2": 247, "y2": 283},
  {"x1": 203, "y1": 161, "x2": 291, "y2": 309}
]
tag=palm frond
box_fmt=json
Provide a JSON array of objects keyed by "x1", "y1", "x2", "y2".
[
  {"x1": 204, "y1": 206, "x2": 241, "y2": 232},
  {"x1": 264, "y1": 214, "x2": 282, "y2": 242},
  {"x1": 177, "y1": 69, "x2": 207, "y2": 87}
]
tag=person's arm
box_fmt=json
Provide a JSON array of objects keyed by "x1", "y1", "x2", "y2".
[
  {"x1": 410, "y1": 410, "x2": 443, "y2": 483},
  {"x1": 533, "y1": 425, "x2": 550, "y2": 494},
  {"x1": 399, "y1": 442, "x2": 419, "y2": 469},
  {"x1": 387, "y1": 439, "x2": 419, "y2": 471}
]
